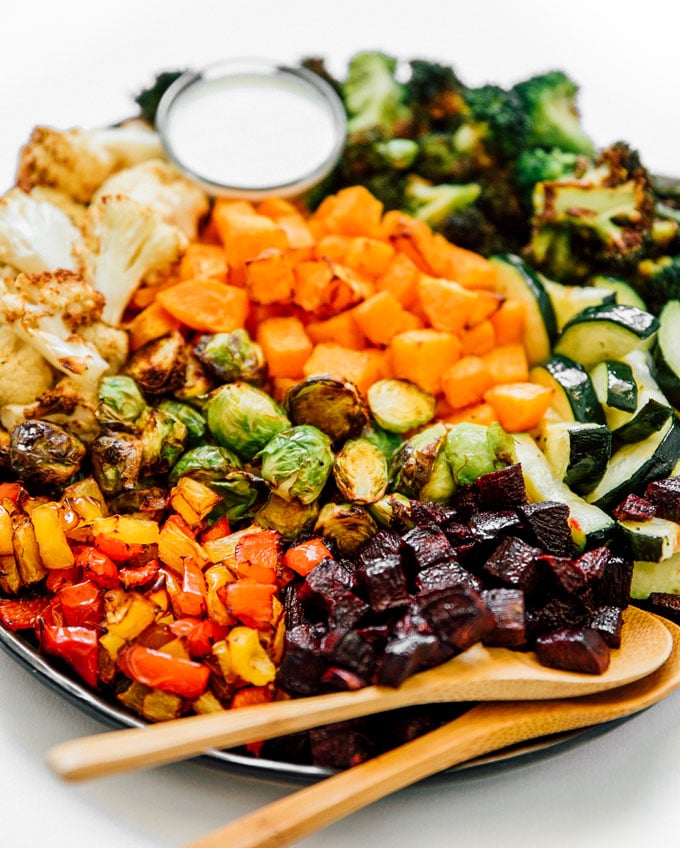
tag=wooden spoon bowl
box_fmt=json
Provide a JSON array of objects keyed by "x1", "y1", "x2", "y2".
[{"x1": 47, "y1": 606, "x2": 671, "y2": 782}]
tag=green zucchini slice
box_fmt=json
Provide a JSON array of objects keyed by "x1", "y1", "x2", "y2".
[
  {"x1": 554, "y1": 303, "x2": 659, "y2": 369},
  {"x1": 652, "y1": 299, "x2": 680, "y2": 409},
  {"x1": 513, "y1": 432, "x2": 615, "y2": 551},
  {"x1": 618, "y1": 516, "x2": 680, "y2": 564},
  {"x1": 590, "y1": 359, "x2": 638, "y2": 414},
  {"x1": 490, "y1": 254, "x2": 557, "y2": 366},
  {"x1": 543, "y1": 278, "x2": 615, "y2": 332},
  {"x1": 541, "y1": 421, "x2": 612, "y2": 495},
  {"x1": 530, "y1": 355, "x2": 604, "y2": 423},
  {"x1": 589, "y1": 274, "x2": 648, "y2": 310},
  {"x1": 631, "y1": 552, "x2": 680, "y2": 600}
]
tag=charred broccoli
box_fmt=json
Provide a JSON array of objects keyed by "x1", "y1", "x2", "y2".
[
  {"x1": 402, "y1": 175, "x2": 481, "y2": 227},
  {"x1": 513, "y1": 147, "x2": 585, "y2": 209},
  {"x1": 462, "y1": 84, "x2": 531, "y2": 162},
  {"x1": 341, "y1": 52, "x2": 412, "y2": 139},
  {"x1": 636, "y1": 255, "x2": 680, "y2": 315}
]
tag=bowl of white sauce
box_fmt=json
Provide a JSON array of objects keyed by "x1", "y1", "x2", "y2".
[{"x1": 156, "y1": 58, "x2": 347, "y2": 199}]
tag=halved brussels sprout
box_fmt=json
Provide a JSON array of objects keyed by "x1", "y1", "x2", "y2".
[
  {"x1": 314, "y1": 502, "x2": 377, "y2": 556},
  {"x1": 284, "y1": 376, "x2": 369, "y2": 444},
  {"x1": 204, "y1": 382, "x2": 290, "y2": 460},
  {"x1": 96, "y1": 375, "x2": 147, "y2": 429},
  {"x1": 194, "y1": 329, "x2": 267, "y2": 386},
  {"x1": 367, "y1": 492, "x2": 415, "y2": 532},
  {"x1": 158, "y1": 399, "x2": 207, "y2": 446},
  {"x1": 209, "y1": 470, "x2": 270, "y2": 522},
  {"x1": 9, "y1": 420, "x2": 87, "y2": 489},
  {"x1": 333, "y1": 437, "x2": 389, "y2": 504},
  {"x1": 389, "y1": 422, "x2": 454, "y2": 503},
  {"x1": 173, "y1": 351, "x2": 215, "y2": 404},
  {"x1": 108, "y1": 485, "x2": 169, "y2": 521},
  {"x1": 360, "y1": 423, "x2": 404, "y2": 462},
  {"x1": 445, "y1": 421, "x2": 515, "y2": 487},
  {"x1": 254, "y1": 492, "x2": 320, "y2": 540},
  {"x1": 124, "y1": 331, "x2": 188, "y2": 397},
  {"x1": 259, "y1": 424, "x2": 334, "y2": 505},
  {"x1": 168, "y1": 444, "x2": 242, "y2": 485},
  {"x1": 137, "y1": 408, "x2": 188, "y2": 475},
  {"x1": 89, "y1": 430, "x2": 144, "y2": 496},
  {"x1": 367, "y1": 378, "x2": 436, "y2": 433}
]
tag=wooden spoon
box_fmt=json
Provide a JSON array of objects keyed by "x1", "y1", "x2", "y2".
[
  {"x1": 47, "y1": 606, "x2": 670, "y2": 782},
  {"x1": 184, "y1": 613, "x2": 680, "y2": 848}
]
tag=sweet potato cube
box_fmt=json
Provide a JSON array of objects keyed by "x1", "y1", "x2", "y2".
[
  {"x1": 256, "y1": 315, "x2": 313, "y2": 379},
  {"x1": 390, "y1": 328, "x2": 462, "y2": 395},
  {"x1": 352, "y1": 291, "x2": 408, "y2": 346},
  {"x1": 245, "y1": 248, "x2": 295, "y2": 305},
  {"x1": 375, "y1": 252, "x2": 421, "y2": 308},
  {"x1": 417, "y1": 275, "x2": 478, "y2": 334}
]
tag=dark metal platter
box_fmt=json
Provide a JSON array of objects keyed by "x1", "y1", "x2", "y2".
[{"x1": 0, "y1": 619, "x2": 624, "y2": 783}]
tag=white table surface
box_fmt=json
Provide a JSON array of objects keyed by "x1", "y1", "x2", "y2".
[{"x1": 2, "y1": 2, "x2": 680, "y2": 846}]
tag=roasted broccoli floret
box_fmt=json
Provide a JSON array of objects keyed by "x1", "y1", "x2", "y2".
[
  {"x1": 527, "y1": 141, "x2": 656, "y2": 282},
  {"x1": 635, "y1": 255, "x2": 680, "y2": 315},
  {"x1": 134, "y1": 70, "x2": 186, "y2": 126},
  {"x1": 513, "y1": 147, "x2": 586, "y2": 209},
  {"x1": 341, "y1": 52, "x2": 413, "y2": 139},
  {"x1": 404, "y1": 59, "x2": 466, "y2": 131},
  {"x1": 402, "y1": 175, "x2": 481, "y2": 227},
  {"x1": 438, "y1": 206, "x2": 513, "y2": 257},
  {"x1": 513, "y1": 70, "x2": 595, "y2": 155},
  {"x1": 414, "y1": 132, "x2": 485, "y2": 183},
  {"x1": 461, "y1": 84, "x2": 531, "y2": 162}
]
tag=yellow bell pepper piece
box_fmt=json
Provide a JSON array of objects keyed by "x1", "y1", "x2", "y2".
[
  {"x1": 30, "y1": 502, "x2": 75, "y2": 569},
  {"x1": 227, "y1": 626, "x2": 276, "y2": 686}
]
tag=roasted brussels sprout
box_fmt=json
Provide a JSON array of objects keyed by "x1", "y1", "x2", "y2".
[
  {"x1": 259, "y1": 424, "x2": 334, "y2": 504},
  {"x1": 254, "y1": 492, "x2": 320, "y2": 539},
  {"x1": 108, "y1": 485, "x2": 169, "y2": 521},
  {"x1": 284, "y1": 376, "x2": 369, "y2": 444},
  {"x1": 168, "y1": 444, "x2": 242, "y2": 485},
  {"x1": 209, "y1": 470, "x2": 270, "y2": 522},
  {"x1": 360, "y1": 423, "x2": 404, "y2": 462},
  {"x1": 96, "y1": 375, "x2": 147, "y2": 429},
  {"x1": 194, "y1": 329, "x2": 267, "y2": 386},
  {"x1": 124, "y1": 331, "x2": 188, "y2": 397},
  {"x1": 204, "y1": 382, "x2": 290, "y2": 460},
  {"x1": 333, "y1": 437, "x2": 389, "y2": 504},
  {"x1": 314, "y1": 502, "x2": 377, "y2": 555},
  {"x1": 137, "y1": 408, "x2": 188, "y2": 475},
  {"x1": 9, "y1": 420, "x2": 87, "y2": 488},
  {"x1": 389, "y1": 422, "x2": 454, "y2": 503},
  {"x1": 89, "y1": 430, "x2": 144, "y2": 496},
  {"x1": 173, "y1": 351, "x2": 215, "y2": 403},
  {"x1": 367, "y1": 378, "x2": 436, "y2": 433},
  {"x1": 157, "y1": 399, "x2": 207, "y2": 446},
  {"x1": 445, "y1": 422, "x2": 515, "y2": 487},
  {"x1": 367, "y1": 492, "x2": 415, "y2": 532}
]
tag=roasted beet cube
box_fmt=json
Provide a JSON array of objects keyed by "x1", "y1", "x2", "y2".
[
  {"x1": 644, "y1": 592, "x2": 680, "y2": 625},
  {"x1": 644, "y1": 476, "x2": 680, "y2": 521},
  {"x1": 480, "y1": 588, "x2": 526, "y2": 648},
  {"x1": 417, "y1": 583, "x2": 494, "y2": 652},
  {"x1": 534, "y1": 627, "x2": 611, "y2": 674},
  {"x1": 325, "y1": 590, "x2": 371, "y2": 629},
  {"x1": 475, "y1": 463, "x2": 528, "y2": 509},
  {"x1": 449, "y1": 483, "x2": 479, "y2": 518},
  {"x1": 309, "y1": 720, "x2": 377, "y2": 768},
  {"x1": 277, "y1": 623, "x2": 329, "y2": 696},
  {"x1": 401, "y1": 524, "x2": 456, "y2": 571},
  {"x1": 416, "y1": 561, "x2": 483, "y2": 594},
  {"x1": 298, "y1": 557, "x2": 360, "y2": 617},
  {"x1": 442, "y1": 520, "x2": 477, "y2": 550},
  {"x1": 321, "y1": 666, "x2": 367, "y2": 690},
  {"x1": 612, "y1": 493, "x2": 657, "y2": 521},
  {"x1": 470, "y1": 509, "x2": 522, "y2": 543},
  {"x1": 376, "y1": 630, "x2": 444, "y2": 687},
  {"x1": 355, "y1": 530, "x2": 405, "y2": 569},
  {"x1": 518, "y1": 500, "x2": 574, "y2": 557},
  {"x1": 356, "y1": 556, "x2": 410, "y2": 613},
  {"x1": 483, "y1": 536, "x2": 543, "y2": 594},
  {"x1": 526, "y1": 596, "x2": 588, "y2": 638},
  {"x1": 588, "y1": 605, "x2": 624, "y2": 648},
  {"x1": 542, "y1": 548, "x2": 608, "y2": 603},
  {"x1": 409, "y1": 500, "x2": 458, "y2": 527},
  {"x1": 320, "y1": 628, "x2": 380, "y2": 681},
  {"x1": 593, "y1": 554, "x2": 634, "y2": 609},
  {"x1": 282, "y1": 582, "x2": 309, "y2": 628}
]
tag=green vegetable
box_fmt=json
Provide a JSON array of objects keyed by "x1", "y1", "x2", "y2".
[
  {"x1": 158, "y1": 399, "x2": 207, "y2": 446},
  {"x1": 445, "y1": 422, "x2": 514, "y2": 487},
  {"x1": 402, "y1": 175, "x2": 481, "y2": 228},
  {"x1": 209, "y1": 471, "x2": 270, "y2": 522},
  {"x1": 168, "y1": 444, "x2": 241, "y2": 485},
  {"x1": 137, "y1": 407, "x2": 187, "y2": 475},
  {"x1": 314, "y1": 501, "x2": 377, "y2": 555},
  {"x1": 89, "y1": 429, "x2": 143, "y2": 496},
  {"x1": 259, "y1": 424, "x2": 334, "y2": 504},
  {"x1": 96, "y1": 376, "x2": 147, "y2": 429},
  {"x1": 341, "y1": 51, "x2": 411, "y2": 138},
  {"x1": 134, "y1": 69, "x2": 186, "y2": 126},
  {"x1": 254, "y1": 493, "x2": 320, "y2": 540},
  {"x1": 333, "y1": 437, "x2": 389, "y2": 504},
  {"x1": 390, "y1": 422, "x2": 454, "y2": 503},
  {"x1": 9, "y1": 420, "x2": 87, "y2": 489},
  {"x1": 193, "y1": 329, "x2": 267, "y2": 386},
  {"x1": 367, "y1": 378, "x2": 436, "y2": 434},
  {"x1": 284, "y1": 376, "x2": 369, "y2": 444}
]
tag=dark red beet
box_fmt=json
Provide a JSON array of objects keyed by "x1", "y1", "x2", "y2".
[
  {"x1": 355, "y1": 530, "x2": 405, "y2": 569},
  {"x1": 526, "y1": 596, "x2": 589, "y2": 638},
  {"x1": 593, "y1": 554, "x2": 634, "y2": 609},
  {"x1": 483, "y1": 536, "x2": 543, "y2": 594},
  {"x1": 643, "y1": 476, "x2": 680, "y2": 520},
  {"x1": 321, "y1": 666, "x2": 367, "y2": 690},
  {"x1": 474, "y1": 462, "x2": 528, "y2": 509},
  {"x1": 612, "y1": 493, "x2": 657, "y2": 521},
  {"x1": 588, "y1": 605, "x2": 624, "y2": 648},
  {"x1": 469, "y1": 510, "x2": 522, "y2": 542},
  {"x1": 401, "y1": 524, "x2": 456, "y2": 571},
  {"x1": 309, "y1": 721, "x2": 377, "y2": 768},
  {"x1": 518, "y1": 500, "x2": 575, "y2": 557},
  {"x1": 644, "y1": 592, "x2": 680, "y2": 624},
  {"x1": 480, "y1": 588, "x2": 526, "y2": 647},
  {"x1": 277, "y1": 624, "x2": 329, "y2": 696},
  {"x1": 534, "y1": 627, "x2": 611, "y2": 674},
  {"x1": 417, "y1": 583, "x2": 495, "y2": 652},
  {"x1": 356, "y1": 556, "x2": 410, "y2": 613},
  {"x1": 377, "y1": 631, "x2": 444, "y2": 687},
  {"x1": 415, "y1": 561, "x2": 483, "y2": 594},
  {"x1": 320, "y1": 629, "x2": 380, "y2": 680}
]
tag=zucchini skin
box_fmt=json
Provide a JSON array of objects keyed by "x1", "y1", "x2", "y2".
[
  {"x1": 653, "y1": 300, "x2": 680, "y2": 409},
  {"x1": 531, "y1": 355, "x2": 604, "y2": 424}
]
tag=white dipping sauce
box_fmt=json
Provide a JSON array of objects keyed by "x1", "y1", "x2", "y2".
[{"x1": 162, "y1": 70, "x2": 343, "y2": 194}]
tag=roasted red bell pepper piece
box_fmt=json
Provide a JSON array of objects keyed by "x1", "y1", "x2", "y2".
[
  {"x1": 40, "y1": 624, "x2": 99, "y2": 688},
  {"x1": 75, "y1": 547, "x2": 120, "y2": 589},
  {"x1": 234, "y1": 529, "x2": 281, "y2": 583},
  {"x1": 0, "y1": 481, "x2": 23, "y2": 504},
  {"x1": 57, "y1": 581, "x2": 102, "y2": 628},
  {"x1": 219, "y1": 581, "x2": 277, "y2": 630},
  {"x1": 163, "y1": 559, "x2": 207, "y2": 618},
  {"x1": 117, "y1": 644, "x2": 210, "y2": 699},
  {"x1": 0, "y1": 596, "x2": 50, "y2": 631},
  {"x1": 169, "y1": 617, "x2": 226, "y2": 658},
  {"x1": 119, "y1": 558, "x2": 160, "y2": 590},
  {"x1": 284, "y1": 537, "x2": 333, "y2": 577},
  {"x1": 46, "y1": 566, "x2": 82, "y2": 594},
  {"x1": 93, "y1": 534, "x2": 145, "y2": 563},
  {"x1": 199, "y1": 515, "x2": 231, "y2": 543}
]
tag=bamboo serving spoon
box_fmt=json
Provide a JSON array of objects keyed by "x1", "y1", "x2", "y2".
[
  {"x1": 181, "y1": 613, "x2": 680, "y2": 848},
  {"x1": 47, "y1": 606, "x2": 670, "y2": 782}
]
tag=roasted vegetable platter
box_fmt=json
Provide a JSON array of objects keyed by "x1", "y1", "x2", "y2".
[{"x1": 2, "y1": 48, "x2": 680, "y2": 784}]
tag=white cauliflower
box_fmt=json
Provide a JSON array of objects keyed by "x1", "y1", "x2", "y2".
[
  {"x1": 0, "y1": 270, "x2": 110, "y2": 387},
  {"x1": 92, "y1": 158, "x2": 209, "y2": 239},
  {"x1": 0, "y1": 189, "x2": 80, "y2": 275},
  {"x1": 16, "y1": 121, "x2": 166, "y2": 205},
  {"x1": 81, "y1": 193, "x2": 188, "y2": 326},
  {"x1": 0, "y1": 324, "x2": 55, "y2": 406},
  {"x1": 80, "y1": 321, "x2": 129, "y2": 374}
]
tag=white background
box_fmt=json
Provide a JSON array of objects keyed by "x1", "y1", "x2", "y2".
[{"x1": 2, "y1": 2, "x2": 680, "y2": 846}]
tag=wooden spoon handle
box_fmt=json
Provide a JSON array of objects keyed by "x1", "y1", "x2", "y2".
[{"x1": 181, "y1": 699, "x2": 597, "y2": 848}]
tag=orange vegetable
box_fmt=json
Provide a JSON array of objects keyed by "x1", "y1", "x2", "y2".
[
  {"x1": 375, "y1": 252, "x2": 421, "y2": 308},
  {"x1": 303, "y1": 343, "x2": 388, "y2": 397},
  {"x1": 126, "y1": 300, "x2": 182, "y2": 351},
  {"x1": 352, "y1": 291, "x2": 409, "y2": 346},
  {"x1": 245, "y1": 248, "x2": 295, "y2": 305},
  {"x1": 417, "y1": 275, "x2": 478, "y2": 334},
  {"x1": 441, "y1": 402, "x2": 498, "y2": 426},
  {"x1": 389, "y1": 328, "x2": 462, "y2": 395},
  {"x1": 156, "y1": 278, "x2": 249, "y2": 333},
  {"x1": 460, "y1": 320, "x2": 496, "y2": 356},
  {"x1": 489, "y1": 298, "x2": 527, "y2": 344},
  {"x1": 212, "y1": 199, "x2": 290, "y2": 283},
  {"x1": 311, "y1": 185, "x2": 384, "y2": 238},
  {"x1": 255, "y1": 315, "x2": 313, "y2": 379},
  {"x1": 306, "y1": 310, "x2": 367, "y2": 350},
  {"x1": 220, "y1": 582, "x2": 277, "y2": 630},
  {"x1": 179, "y1": 243, "x2": 228, "y2": 282},
  {"x1": 293, "y1": 260, "x2": 372, "y2": 318},
  {"x1": 234, "y1": 530, "x2": 281, "y2": 584},
  {"x1": 482, "y1": 343, "x2": 530, "y2": 384},
  {"x1": 284, "y1": 537, "x2": 333, "y2": 577},
  {"x1": 483, "y1": 382, "x2": 554, "y2": 432},
  {"x1": 441, "y1": 355, "x2": 494, "y2": 409}
]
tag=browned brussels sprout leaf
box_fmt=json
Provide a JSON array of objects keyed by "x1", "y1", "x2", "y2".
[
  {"x1": 390, "y1": 422, "x2": 454, "y2": 503},
  {"x1": 367, "y1": 378, "x2": 436, "y2": 433},
  {"x1": 194, "y1": 329, "x2": 267, "y2": 386},
  {"x1": 284, "y1": 376, "x2": 369, "y2": 444},
  {"x1": 9, "y1": 420, "x2": 87, "y2": 489},
  {"x1": 124, "y1": 331, "x2": 188, "y2": 397},
  {"x1": 89, "y1": 430, "x2": 144, "y2": 496},
  {"x1": 314, "y1": 501, "x2": 377, "y2": 555},
  {"x1": 255, "y1": 492, "x2": 320, "y2": 540}
]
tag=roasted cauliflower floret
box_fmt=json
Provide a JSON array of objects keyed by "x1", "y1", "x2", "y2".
[
  {"x1": 0, "y1": 325, "x2": 55, "y2": 406},
  {"x1": 81, "y1": 193, "x2": 188, "y2": 326},
  {"x1": 80, "y1": 321, "x2": 129, "y2": 374},
  {"x1": 0, "y1": 189, "x2": 80, "y2": 275},
  {"x1": 92, "y1": 159, "x2": 209, "y2": 239},
  {"x1": 16, "y1": 122, "x2": 165, "y2": 205},
  {"x1": 0, "y1": 270, "x2": 110, "y2": 387}
]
